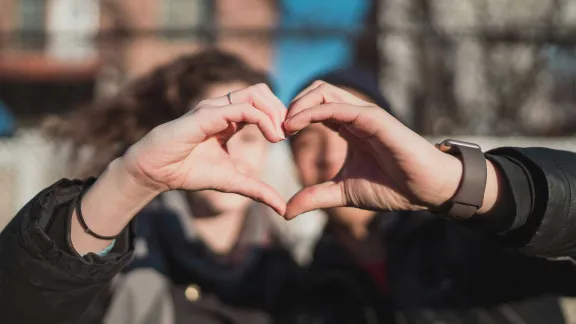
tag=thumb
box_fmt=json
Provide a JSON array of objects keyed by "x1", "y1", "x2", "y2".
[
  {"x1": 223, "y1": 173, "x2": 287, "y2": 216},
  {"x1": 285, "y1": 181, "x2": 344, "y2": 220}
]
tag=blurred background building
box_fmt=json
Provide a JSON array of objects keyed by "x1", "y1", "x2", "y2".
[
  {"x1": 0, "y1": 0, "x2": 576, "y2": 319},
  {"x1": 0, "y1": 0, "x2": 372, "y2": 122},
  {"x1": 381, "y1": 0, "x2": 576, "y2": 135},
  {"x1": 0, "y1": 0, "x2": 373, "y2": 231},
  {"x1": 0, "y1": 0, "x2": 575, "y2": 251}
]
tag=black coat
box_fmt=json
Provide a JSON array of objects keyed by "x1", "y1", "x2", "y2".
[
  {"x1": 2, "y1": 147, "x2": 576, "y2": 324},
  {"x1": 283, "y1": 212, "x2": 576, "y2": 324},
  {"x1": 122, "y1": 198, "x2": 301, "y2": 322}
]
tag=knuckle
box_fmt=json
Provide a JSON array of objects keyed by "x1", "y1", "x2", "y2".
[
  {"x1": 194, "y1": 106, "x2": 216, "y2": 119},
  {"x1": 366, "y1": 106, "x2": 385, "y2": 118},
  {"x1": 317, "y1": 82, "x2": 335, "y2": 94},
  {"x1": 189, "y1": 105, "x2": 204, "y2": 115},
  {"x1": 239, "y1": 104, "x2": 258, "y2": 118},
  {"x1": 147, "y1": 124, "x2": 165, "y2": 139},
  {"x1": 256, "y1": 83, "x2": 270, "y2": 92},
  {"x1": 192, "y1": 101, "x2": 213, "y2": 114},
  {"x1": 194, "y1": 104, "x2": 210, "y2": 113},
  {"x1": 312, "y1": 80, "x2": 325, "y2": 87},
  {"x1": 238, "y1": 102, "x2": 253, "y2": 111},
  {"x1": 196, "y1": 99, "x2": 210, "y2": 108}
]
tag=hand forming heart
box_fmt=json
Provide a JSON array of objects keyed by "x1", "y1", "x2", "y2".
[{"x1": 123, "y1": 82, "x2": 464, "y2": 219}]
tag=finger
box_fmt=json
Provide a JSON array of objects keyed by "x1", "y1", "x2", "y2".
[
  {"x1": 286, "y1": 80, "x2": 326, "y2": 120},
  {"x1": 201, "y1": 84, "x2": 286, "y2": 138},
  {"x1": 266, "y1": 90, "x2": 288, "y2": 126},
  {"x1": 280, "y1": 104, "x2": 288, "y2": 130},
  {"x1": 284, "y1": 181, "x2": 344, "y2": 220},
  {"x1": 261, "y1": 86, "x2": 289, "y2": 135},
  {"x1": 284, "y1": 103, "x2": 377, "y2": 137},
  {"x1": 193, "y1": 103, "x2": 282, "y2": 143},
  {"x1": 220, "y1": 103, "x2": 283, "y2": 143},
  {"x1": 288, "y1": 82, "x2": 370, "y2": 119},
  {"x1": 290, "y1": 80, "x2": 325, "y2": 104},
  {"x1": 224, "y1": 173, "x2": 287, "y2": 216}
]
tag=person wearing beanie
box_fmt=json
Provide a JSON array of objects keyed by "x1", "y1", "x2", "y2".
[
  {"x1": 308, "y1": 67, "x2": 392, "y2": 112},
  {"x1": 4, "y1": 73, "x2": 576, "y2": 324},
  {"x1": 282, "y1": 67, "x2": 573, "y2": 324}
]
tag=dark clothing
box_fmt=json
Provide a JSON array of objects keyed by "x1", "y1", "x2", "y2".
[
  {"x1": 286, "y1": 212, "x2": 575, "y2": 324},
  {"x1": 1, "y1": 147, "x2": 576, "y2": 324},
  {"x1": 124, "y1": 195, "x2": 300, "y2": 317},
  {"x1": 283, "y1": 148, "x2": 576, "y2": 324},
  {"x1": 489, "y1": 148, "x2": 576, "y2": 257},
  {"x1": 0, "y1": 179, "x2": 133, "y2": 324}
]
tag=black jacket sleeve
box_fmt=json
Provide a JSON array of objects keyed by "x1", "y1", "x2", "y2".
[
  {"x1": 485, "y1": 147, "x2": 576, "y2": 258},
  {"x1": 0, "y1": 179, "x2": 134, "y2": 324}
]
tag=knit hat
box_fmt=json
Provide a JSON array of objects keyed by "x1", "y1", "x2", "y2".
[{"x1": 293, "y1": 66, "x2": 393, "y2": 115}]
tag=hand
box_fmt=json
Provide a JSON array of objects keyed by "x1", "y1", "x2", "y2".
[
  {"x1": 122, "y1": 84, "x2": 288, "y2": 214},
  {"x1": 283, "y1": 82, "x2": 464, "y2": 219}
]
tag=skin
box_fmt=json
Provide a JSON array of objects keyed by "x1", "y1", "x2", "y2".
[
  {"x1": 72, "y1": 82, "x2": 276, "y2": 255},
  {"x1": 291, "y1": 87, "x2": 378, "y2": 236},
  {"x1": 71, "y1": 84, "x2": 287, "y2": 255},
  {"x1": 70, "y1": 83, "x2": 506, "y2": 257},
  {"x1": 188, "y1": 82, "x2": 272, "y2": 254},
  {"x1": 191, "y1": 82, "x2": 270, "y2": 216},
  {"x1": 283, "y1": 81, "x2": 504, "y2": 220},
  {"x1": 289, "y1": 87, "x2": 385, "y2": 261}
]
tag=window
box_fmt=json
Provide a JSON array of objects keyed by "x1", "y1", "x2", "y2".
[
  {"x1": 46, "y1": 0, "x2": 100, "y2": 61},
  {"x1": 161, "y1": 0, "x2": 211, "y2": 42},
  {"x1": 544, "y1": 45, "x2": 576, "y2": 103},
  {"x1": 18, "y1": 0, "x2": 46, "y2": 49}
]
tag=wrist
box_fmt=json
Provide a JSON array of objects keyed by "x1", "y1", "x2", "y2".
[
  {"x1": 432, "y1": 153, "x2": 464, "y2": 208},
  {"x1": 83, "y1": 158, "x2": 161, "y2": 226},
  {"x1": 431, "y1": 152, "x2": 499, "y2": 216},
  {"x1": 71, "y1": 158, "x2": 161, "y2": 255},
  {"x1": 122, "y1": 147, "x2": 171, "y2": 193},
  {"x1": 114, "y1": 157, "x2": 165, "y2": 198}
]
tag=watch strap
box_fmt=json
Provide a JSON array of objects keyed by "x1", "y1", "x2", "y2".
[
  {"x1": 436, "y1": 141, "x2": 487, "y2": 220},
  {"x1": 450, "y1": 145, "x2": 487, "y2": 218}
]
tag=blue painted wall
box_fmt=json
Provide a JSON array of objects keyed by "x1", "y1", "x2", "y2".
[
  {"x1": 273, "y1": 0, "x2": 371, "y2": 103},
  {"x1": 0, "y1": 101, "x2": 15, "y2": 137}
]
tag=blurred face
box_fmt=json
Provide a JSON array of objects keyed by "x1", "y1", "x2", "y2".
[
  {"x1": 188, "y1": 81, "x2": 270, "y2": 215},
  {"x1": 292, "y1": 123, "x2": 347, "y2": 188},
  {"x1": 291, "y1": 87, "x2": 376, "y2": 226}
]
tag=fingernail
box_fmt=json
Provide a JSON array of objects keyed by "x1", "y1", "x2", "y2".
[
  {"x1": 281, "y1": 122, "x2": 290, "y2": 133},
  {"x1": 278, "y1": 127, "x2": 285, "y2": 139}
]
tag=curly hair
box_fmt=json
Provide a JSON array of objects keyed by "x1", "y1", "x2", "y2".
[{"x1": 47, "y1": 49, "x2": 269, "y2": 177}]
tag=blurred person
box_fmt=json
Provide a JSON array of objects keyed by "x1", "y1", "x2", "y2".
[
  {"x1": 46, "y1": 50, "x2": 302, "y2": 324},
  {"x1": 283, "y1": 68, "x2": 576, "y2": 324},
  {"x1": 3, "y1": 81, "x2": 576, "y2": 324}
]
